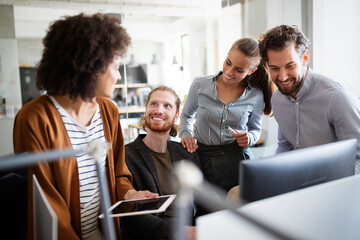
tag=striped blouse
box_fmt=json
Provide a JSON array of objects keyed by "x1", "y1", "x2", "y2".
[
  {"x1": 179, "y1": 72, "x2": 264, "y2": 146},
  {"x1": 50, "y1": 96, "x2": 106, "y2": 239}
]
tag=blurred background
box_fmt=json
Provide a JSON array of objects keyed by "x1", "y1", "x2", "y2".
[{"x1": 0, "y1": 0, "x2": 359, "y2": 158}]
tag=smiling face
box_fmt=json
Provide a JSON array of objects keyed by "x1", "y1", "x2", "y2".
[
  {"x1": 222, "y1": 49, "x2": 257, "y2": 86},
  {"x1": 144, "y1": 90, "x2": 179, "y2": 134},
  {"x1": 266, "y1": 43, "x2": 309, "y2": 99},
  {"x1": 96, "y1": 55, "x2": 122, "y2": 98}
]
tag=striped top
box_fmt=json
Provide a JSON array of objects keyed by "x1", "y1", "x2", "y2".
[
  {"x1": 179, "y1": 71, "x2": 264, "y2": 146},
  {"x1": 50, "y1": 96, "x2": 106, "y2": 239}
]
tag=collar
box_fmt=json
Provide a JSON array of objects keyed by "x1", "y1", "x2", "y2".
[
  {"x1": 212, "y1": 71, "x2": 223, "y2": 81},
  {"x1": 214, "y1": 71, "x2": 252, "y2": 90},
  {"x1": 136, "y1": 134, "x2": 170, "y2": 151}
]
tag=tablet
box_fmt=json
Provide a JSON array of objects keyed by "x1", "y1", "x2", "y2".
[{"x1": 99, "y1": 194, "x2": 176, "y2": 218}]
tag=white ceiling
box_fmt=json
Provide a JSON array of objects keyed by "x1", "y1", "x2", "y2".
[
  {"x1": 1, "y1": 0, "x2": 222, "y2": 40},
  {"x1": 1, "y1": 0, "x2": 220, "y2": 16}
]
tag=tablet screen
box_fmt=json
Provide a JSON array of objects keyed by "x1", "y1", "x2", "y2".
[
  {"x1": 99, "y1": 194, "x2": 176, "y2": 218},
  {"x1": 112, "y1": 196, "x2": 170, "y2": 214}
]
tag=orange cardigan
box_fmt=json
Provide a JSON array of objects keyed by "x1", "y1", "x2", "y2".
[{"x1": 13, "y1": 95, "x2": 133, "y2": 240}]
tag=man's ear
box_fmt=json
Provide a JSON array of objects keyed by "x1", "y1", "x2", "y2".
[
  {"x1": 174, "y1": 112, "x2": 180, "y2": 122},
  {"x1": 302, "y1": 50, "x2": 309, "y2": 66}
]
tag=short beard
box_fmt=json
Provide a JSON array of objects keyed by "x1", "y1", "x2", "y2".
[
  {"x1": 276, "y1": 74, "x2": 303, "y2": 96},
  {"x1": 145, "y1": 116, "x2": 174, "y2": 134}
]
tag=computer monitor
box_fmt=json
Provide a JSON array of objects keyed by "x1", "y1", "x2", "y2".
[
  {"x1": 240, "y1": 139, "x2": 357, "y2": 202},
  {"x1": 33, "y1": 174, "x2": 58, "y2": 240},
  {"x1": 118, "y1": 64, "x2": 147, "y2": 84}
]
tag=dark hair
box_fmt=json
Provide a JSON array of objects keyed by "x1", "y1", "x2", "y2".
[
  {"x1": 36, "y1": 13, "x2": 131, "y2": 101},
  {"x1": 259, "y1": 25, "x2": 309, "y2": 63},
  {"x1": 230, "y1": 38, "x2": 272, "y2": 115},
  {"x1": 140, "y1": 86, "x2": 180, "y2": 137}
]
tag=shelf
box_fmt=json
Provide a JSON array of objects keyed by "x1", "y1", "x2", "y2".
[
  {"x1": 118, "y1": 106, "x2": 145, "y2": 114},
  {"x1": 115, "y1": 83, "x2": 147, "y2": 88}
]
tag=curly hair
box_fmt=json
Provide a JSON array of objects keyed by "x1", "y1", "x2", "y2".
[
  {"x1": 259, "y1": 25, "x2": 309, "y2": 63},
  {"x1": 36, "y1": 13, "x2": 131, "y2": 101},
  {"x1": 140, "y1": 86, "x2": 180, "y2": 137},
  {"x1": 230, "y1": 38, "x2": 272, "y2": 115}
]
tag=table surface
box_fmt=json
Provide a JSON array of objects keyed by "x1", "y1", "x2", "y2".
[{"x1": 197, "y1": 174, "x2": 360, "y2": 240}]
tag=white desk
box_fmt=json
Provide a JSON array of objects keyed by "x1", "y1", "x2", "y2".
[{"x1": 198, "y1": 175, "x2": 360, "y2": 240}]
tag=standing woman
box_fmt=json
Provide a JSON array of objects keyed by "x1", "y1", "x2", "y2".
[
  {"x1": 180, "y1": 38, "x2": 272, "y2": 193},
  {"x1": 13, "y1": 13, "x2": 157, "y2": 240}
]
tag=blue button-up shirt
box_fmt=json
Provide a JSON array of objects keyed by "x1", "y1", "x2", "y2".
[
  {"x1": 180, "y1": 72, "x2": 264, "y2": 146},
  {"x1": 272, "y1": 67, "x2": 360, "y2": 173}
]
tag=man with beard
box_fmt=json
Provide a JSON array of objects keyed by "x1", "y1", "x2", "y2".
[
  {"x1": 259, "y1": 25, "x2": 360, "y2": 174},
  {"x1": 122, "y1": 86, "x2": 198, "y2": 240}
]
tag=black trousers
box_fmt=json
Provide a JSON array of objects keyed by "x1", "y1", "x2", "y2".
[{"x1": 197, "y1": 141, "x2": 252, "y2": 192}]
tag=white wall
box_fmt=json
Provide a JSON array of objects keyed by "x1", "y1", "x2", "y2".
[
  {"x1": 312, "y1": 0, "x2": 360, "y2": 92},
  {"x1": 266, "y1": 0, "x2": 302, "y2": 29},
  {"x1": 281, "y1": 0, "x2": 302, "y2": 28},
  {"x1": 17, "y1": 38, "x2": 43, "y2": 66},
  {"x1": 248, "y1": 0, "x2": 268, "y2": 37},
  {"x1": 14, "y1": 6, "x2": 83, "y2": 39}
]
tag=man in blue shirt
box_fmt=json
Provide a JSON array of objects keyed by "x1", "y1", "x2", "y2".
[{"x1": 259, "y1": 25, "x2": 360, "y2": 174}]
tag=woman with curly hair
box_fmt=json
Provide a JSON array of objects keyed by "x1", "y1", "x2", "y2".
[{"x1": 13, "y1": 13, "x2": 157, "y2": 240}]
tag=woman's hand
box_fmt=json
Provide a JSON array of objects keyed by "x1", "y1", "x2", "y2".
[
  {"x1": 232, "y1": 131, "x2": 249, "y2": 147},
  {"x1": 124, "y1": 189, "x2": 158, "y2": 200},
  {"x1": 181, "y1": 137, "x2": 199, "y2": 153}
]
